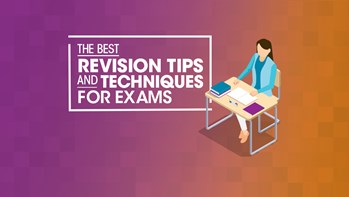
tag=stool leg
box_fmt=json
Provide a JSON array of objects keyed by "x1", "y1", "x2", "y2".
[{"x1": 275, "y1": 105, "x2": 278, "y2": 140}]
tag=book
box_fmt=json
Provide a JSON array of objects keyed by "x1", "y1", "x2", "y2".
[
  {"x1": 243, "y1": 102, "x2": 264, "y2": 115},
  {"x1": 210, "y1": 89, "x2": 231, "y2": 97},
  {"x1": 210, "y1": 81, "x2": 231, "y2": 96},
  {"x1": 227, "y1": 87, "x2": 257, "y2": 105}
]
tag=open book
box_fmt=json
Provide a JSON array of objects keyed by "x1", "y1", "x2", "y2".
[{"x1": 227, "y1": 87, "x2": 257, "y2": 106}]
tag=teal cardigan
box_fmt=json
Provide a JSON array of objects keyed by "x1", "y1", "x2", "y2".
[{"x1": 238, "y1": 53, "x2": 277, "y2": 96}]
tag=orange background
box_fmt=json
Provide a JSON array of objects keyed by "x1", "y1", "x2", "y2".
[{"x1": 203, "y1": 0, "x2": 349, "y2": 196}]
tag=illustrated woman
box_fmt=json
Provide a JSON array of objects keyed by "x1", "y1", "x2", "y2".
[{"x1": 233, "y1": 38, "x2": 277, "y2": 143}]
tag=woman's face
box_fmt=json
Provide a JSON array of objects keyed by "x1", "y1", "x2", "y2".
[{"x1": 257, "y1": 43, "x2": 271, "y2": 58}]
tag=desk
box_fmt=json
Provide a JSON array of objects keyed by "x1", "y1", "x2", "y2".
[{"x1": 205, "y1": 77, "x2": 280, "y2": 155}]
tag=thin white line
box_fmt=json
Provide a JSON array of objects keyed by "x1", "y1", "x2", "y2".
[
  {"x1": 77, "y1": 86, "x2": 97, "y2": 89},
  {"x1": 209, "y1": 36, "x2": 212, "y2": 103},
  {"x1": 77, "y1": 54, "x2": 120, "y2": 57},
  {"x1": 68, "y1": 44, "x2": 72, "y2": 111},
  {"x1": 69, "y1": 108, "x2": 213, "y2": 112},
  {"x1": 68, "y1": 35, "x2": 212, "y2": 39},
  {"x1": 68, "y1": 35, "x2": 213, "y2": 111},
  {"x1": 209, "y1": 35, "x2": 212, "y2": 89}
]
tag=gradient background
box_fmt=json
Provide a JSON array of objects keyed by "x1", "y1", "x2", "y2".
[{"x1": 1, "y1": 0, "x2": 349, "y2": 197}]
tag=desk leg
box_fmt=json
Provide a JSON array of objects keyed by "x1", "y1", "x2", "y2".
[
  {"x1": 249, "y1": 120, "x2": 253, "y2": 154},
  {"x1": 250, "y1": 105, "x2": 278, "y2": 155},
  {"x1": 205, "y1": 96, "x2": 233, "y2": 130}
]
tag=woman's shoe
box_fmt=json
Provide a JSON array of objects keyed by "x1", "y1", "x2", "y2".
[
  {"x1": 240, "y1": 131, "x2": 250, "y2": 143},
  {"x1": 239, "y1": 130, "x2": 247, "y2": 139}
]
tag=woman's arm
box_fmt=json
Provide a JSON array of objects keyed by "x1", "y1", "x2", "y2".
[
  {"x1": 258, "y1": 64, "x2": 277, "y2": 93},
  {"x1": 238, "y1": 54, "x2": 256, "y2": 80}
]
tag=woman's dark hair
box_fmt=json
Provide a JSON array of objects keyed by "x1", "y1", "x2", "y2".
[{"x1": 256, "y1": 38, "x2": 273, "y2": 60}]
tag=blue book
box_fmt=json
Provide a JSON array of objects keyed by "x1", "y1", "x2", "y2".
[{"x1": 210, "y1": 81, "x2": 231, "y2": 96}]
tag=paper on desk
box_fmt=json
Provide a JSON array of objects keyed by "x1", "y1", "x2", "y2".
[{"x1": 228, "y1": 87, "x2": 257, "y2": 105}]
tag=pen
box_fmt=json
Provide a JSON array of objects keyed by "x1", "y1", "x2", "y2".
[{"x1": 229, "y1": 99, "x2": 238, "y2": 106}]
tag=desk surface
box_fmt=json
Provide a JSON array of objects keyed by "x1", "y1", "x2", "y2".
[{"x1": 205, "y1": 77, "x2": 278, "y2": 120}]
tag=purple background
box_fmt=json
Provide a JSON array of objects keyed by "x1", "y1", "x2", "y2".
[{"x1": 1, "y1": 1, "x2": 231, "y2": 196}]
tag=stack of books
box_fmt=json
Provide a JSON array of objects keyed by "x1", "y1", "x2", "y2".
[{"x1": 210, "y1": 81, "x2": 231, "y2": 97}]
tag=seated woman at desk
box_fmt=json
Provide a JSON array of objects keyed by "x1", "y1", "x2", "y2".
[{"x1": 233, "y1": 38, "x2": 277, "y2": 143}]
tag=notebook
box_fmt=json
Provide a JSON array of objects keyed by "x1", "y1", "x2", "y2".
[
  {"x1": 227, "y1": 87, "x2": 257, "y2": 105},
  {"x1": 243, "y1": 102, "x2": 264, "y2": 115},
  {"x1": 210, "y1": 89, "x2": 231, "y2": 97}
]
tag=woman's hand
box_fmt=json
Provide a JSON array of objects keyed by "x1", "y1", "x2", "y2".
[
  {"x1": 233, "y1": 79, "x2": 240, "y2": 85},
  {"x1": 250, "y1": 90, "x2": 258, "y2": 96}
]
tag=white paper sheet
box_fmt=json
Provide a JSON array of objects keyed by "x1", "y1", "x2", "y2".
[{"x1": 228, "y1": 87, "x2": 257, "y2": 105}]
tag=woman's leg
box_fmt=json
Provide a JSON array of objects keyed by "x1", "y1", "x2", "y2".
[
  {"x1": 236, "y1": 114, "x2": 249, "y2": 143},
  {"x1": 236, "y1": 114, "x2": 247, "y2": 131}
]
